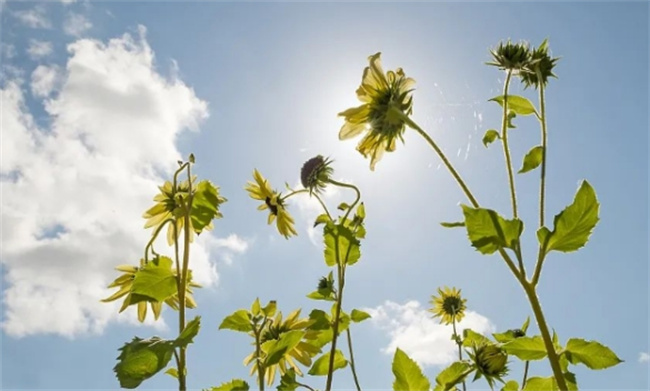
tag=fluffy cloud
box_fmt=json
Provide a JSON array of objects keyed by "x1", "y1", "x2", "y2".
[
  {"x1": 27, "y1": 39, "x2": 53, "y2": 59},
  {"x1": 639, "y1": 352, "x2": 650, "y2": 363},
  {"x1": 1, "y1": 26, "x2": 244, "y2": 338},
  {"x1": 366, "y1": 300, "x2": 495, "y2": 367},
  {"x1": 30, "y1": 64, "x2": 61, "y2": 97},
  {"x1": 13, "y1": 6, "x2": 51, "y2": 28},
  {"x1": 63, "y1": 12, "x2": 92, "y2": 37}
]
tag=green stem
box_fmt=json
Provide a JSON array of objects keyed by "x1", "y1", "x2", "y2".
[
  {"x1": 400, "y1": 113, "x2": 480, "y2": 208},
  {"x1": 500, "y1": 70, "x2": 519, "y2": 219},
  {"x1": 452, "y1": 318, "x2": 466, "y2": 391},
  {"x1": 325, "y1": 261, "x2": 345, "y2": 391},
  {"x1": 345, "y1": 328, "x2": 362, "y2": 391},
  {"x1": 522, "y1": 361, "x2": 530, "y2": 389},
  {"x1": 144, "y1": 218, "x2": 174, "y2": 263},
  {"x1": 313, "y1": 193, "x2": 333, "y2": 221},
  {"x1": 254, "y1": 325, "x2": 265, "y2": 391},
  {"x1": 177, "y1": 164, "x2": 193, "y2": 391},
  {"x1": 538, "y1": 80, "x2": 548, "y2": 229},
  {"x1": 281, "y1": 188, "x2": 309, "y2": 201},
  {"x1": 522, "y1": 281, "x2": 567, "y2": 390},
  {"x1": 327, "y1": 179, "x2": 361, "y2": 222}
]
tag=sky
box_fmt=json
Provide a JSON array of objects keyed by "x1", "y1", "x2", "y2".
[{"x1": 0, "y1": 1, "x2": 648, "y2": 390}]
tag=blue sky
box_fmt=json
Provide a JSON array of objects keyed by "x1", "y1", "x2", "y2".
[{"x1": 1, "y1": 1, "x2": 648, "y2": 390}]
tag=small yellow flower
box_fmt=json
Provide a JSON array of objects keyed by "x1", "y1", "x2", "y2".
[
  {"x1": 245, "y1": 169, "x2": 297, "y2": 239},
  {"x1": 339, "y1": 52, "x2": 415, "y2": 170},
  {"x1": 429, "y1": 286, "x2": 467, "y2": 325}
]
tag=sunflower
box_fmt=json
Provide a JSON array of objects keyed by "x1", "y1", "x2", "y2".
[
  {"x1": 338, "y1": 52, "x2": 415, "y2": 171},
  {"x1": 244, "y1": 309, "x2": 321, "y2": 385},
  {"x1": 143, "y1": 176, "x2": 198, "y2": 245},
  {"x1": 468, "y1": 343, "x2": 509, "y2": 389},
  {"x1": 102, "y1": 260, "x2": 199, "y2": 322},
  {"x1": 520, "y1": 39, "x2": 559, "y2": 89},
  {"x1": 245, "y1": 169, "x2": 297, "y2": 239},
  {"x1": 486, "y1": 40, "x2": 531, "y2": 73},
  {"x1": 429, "y1": 286, "x2": 468, "y2": 325},
  {"x1": 300, "y1": 155, "x2": 333, "y2": 195}
]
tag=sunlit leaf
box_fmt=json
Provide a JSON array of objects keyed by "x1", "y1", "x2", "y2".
[
  {"x1": 207, "y1": 379, "x2": 250, "y2": 391},
  {"x1": 501, "y1": 380, "x2": 519, "y2": 391},
  {"x1": 461, "y1": 205, "x2": 523, "y2": 254},
  {"x1": 392, "y1": 348, "x2": 431, "y2": 391},
  {"x1": 191, "y1": 180, "x2": 226, "y2": 233},
  {"x1": 175, "y1": 316, "x2": 200, "y2": 348},
  {"x1": 131, "y1": 256, "x2": 177, "y2": 302},
  {"x1": 264, "y1": 330, "x2": 305, "y2": 367},
  {"x1": 308, "y1": 350, "x2": 347, "y2": 376},
  {"x1": 489, "y1": 95, "x2": 538, "y2": 116},
  {"x1": 483, "y1": 129, "x2": 501, "y2": 147},
  {"x1": 219, "y1": 310, "x2": 252, "y2": 332},
  {"x1": 518, "y1": 145, "x2": 544, "y2": 174},
  {"x1": 462, "y1": 329, "x2": 491, "y2": 347},
  {"x1": 502, "y1": 336, "x2": 548, "y2": 361},
  {"x1": 277, "y1": 368, "x2": 299, "y2": 391},
  {"x1": 165, "y1": 368, "x2": 178, "y2": 379},
  {"x1": 434, "y1": 361, "x2": 471, "y2": 391},
  {"x1": 114, "y1": 337, "x2": 175, "y2": 389},
  {"x1": 323, "y1": 223, "x2": 361, "y2": 266},
  {"x1": 350, "y1": 309, "x2": 371, "y2": 323},
  {"x1": 564, "y1": 338, "x2": 623, "y2": 370}
]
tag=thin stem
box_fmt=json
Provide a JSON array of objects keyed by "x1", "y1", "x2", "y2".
[
  {"x1": 281, "y1": 188, "x2": 309, "y2": 201},
  {"x1": 254, "y1": 325, "x2": 265, "y2": 391},
  {"x1": 326, "y1": 179, "x2": 361, "y2": 222},
  {"x1": 400, "y1": 113, "x2": 480, "y2": 208},
  {"x1": 296, "y1": 382, "x2": 316, "y2": 391},
  {"x1": 452, "y1": 318, "x2": 466, "y2": 391},
  {"x1": 538, "y1": 80, "x2": 548, "y2": 228},
  {"x1": 144, "y1": 218, "x2": 174, "y2": 263},
  {"x1": 313, "y1": 193, "x2": 333, "y2": 221},
  {"x1": 500, "y1": 70, "x2": 519, "y2": 219},
  {"x1": 532, "y1": 249, "x2": 545, "y2": 287},
  {"x1": 177, "y1": 164, "x2": 193, "y2": 391},
  {"x1": 522, "y1": 361, "x2": 530, "y2": 389},
  {"x1": 522, "y1": 281, "x2": 567, "y2": 390},
  {"x1": 345, "y1": 328, "x2": 362, "y2": 391},
  {"x1": 325, "y1": 261, "x2": 345, "y2": 391}
]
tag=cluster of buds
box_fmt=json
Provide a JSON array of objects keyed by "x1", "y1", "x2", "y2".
[{"x1": 487, "y1": 39, "x2": 559, "y2": 89}]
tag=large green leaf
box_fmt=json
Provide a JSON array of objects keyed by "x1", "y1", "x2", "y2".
[
  {"x1": 392, "y1": 348, "x2": 431, "y2": 391},
  {"x1": 308, "y1": 349, "x2": 347, "y2": 376},
  {"x1": 114, "y1": 337, "x2": 175, "y2": 389},
  {"x1": 323, "y1": 223, "x2": 361, "y2": 266},
  {"x1": 175, "y1": 316, "x2": 200, "y2": 348},
  {"x1": 206, "y1": 379, "x2": 250, "y2": 391},
  {"x1": 483, "y1": 129, "x2": 501, "y2": 147},
  {"x1": 191, "y1": 180, "x2": 225, "y2": 233},
  {"x1": 564, "y1": 338, "x2": 623, "y2": 370},
  {"x1": 518, "y1": 145, "x2": 544, "y2": 174},
  {"x1": 219, "y1": 310, "x2": 252, "y2": 332},
  {"x1": 489, "y1": 95, "x2": 538, "y2": 116},
  {"x1": 540, "y1": 181, "x2": 599, "y2": 254},
  {"x1": 131, "y1": 256, "x2": 177, "y2": 302},
  {"x1": 434, "y1": 361, "x2": 471, "y2": 391},
  {"x1": 461, "y1": 205, "x2": 523, "y2": 254},
  {"x1": 502, "y1": 336, "x2": 548, "y2": 361},
  {"x1": 264, "y1": 330, "x2": 305, "y2": 367}
]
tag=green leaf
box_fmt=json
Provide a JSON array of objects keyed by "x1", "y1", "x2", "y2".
[
  {"x1": 350, "y1": 309, "x2": 371, "y2": 323},
  {"x1": 114, "y1": 337, "x2": 175, "y2": 389},
  {"x1": 165, "y1": 368, "x2": 178, "y2": 379},
  {"x1": 489, "y1": 95, "x2": 538, "y2": 116},
  {"x1": 564, "y1": 338, "x2": 623, "y2": 370},
  {"x1": 502, "y1": 336, "x2": 548, "y2": 360},
  {"x1": 521, "y1": 317, "x2": 530, "y2": 333},
  {"x1": 262, "y1": 300, "x2": 278, "y2": 317},
  {"x1": 440, "y1": 221, "x2": 465, "y2": 228},
  {"x1": 462, "y1": 329, "x2": 491, "y2": 347},
  {"x1": 323, "y1": 223, "x2": 361, "y2": 266},
  {"x1": 522, "y1": 373, "x2": 578, "y2": 391},
  {"x1": 356, "y1": 202, "x2": 366, "y2": 219},
  {"x1": 482, "y1": 129, "x2": 501, "y2": 147},
  {"x1": 434, "y1": 361, "x2": 471, "y2": 391},
  {"x1": 207, "y1": 379, "x2": 250, "y2": 391},
  {"x1": 251, "y1": 298, "x2": 261, "y2": 316},
  {"x1": 191, "y1": 180, "x2": 226, "y2": 233},
  {"x1": 306, "y1": 290, "x2": 335, "y2": 302},
  {"x1": 264, "y1": 330, "x2": 305, "y2": 367},
  {"x1": 518, "y1": 145, "x2": 544, "y2": 174},
  {"x1": 175, "y1": 316, "x2": 200, "y2": 348},
  {"x1": 542, "y1": 181, "x2": 600, "y2": 254},
  {"x1": 308, "y1": 349, "x2": 347, "y2": 376},
  {"x1": 219, "y1": 310, "x2": 252, "y2": 332},
  {"x1": 277, "y1": 368, "x2": 299, "y2": 391},
  {"x1": 507, "y1": 110, "x2": 517, "y2": 129},
  {"x1": 461, "y1": 205, "x2": 523, "y2": 254},
  {"x1": 392, "y1": 348, "x2": 431, "y2": 391},
  {"x1": 355, "y1": 224, "x2": 367, "y2": 239},
  {"x1": 501, "y1": 380, "x2": 519, "y2": 391},
  {"x1": 314, "y1": 213, "x2": 332, "y2": 228},
  {"x1": 337, "y1": 202, "x2": 351, "y2": 211},
  {"x1": 131, "y1": 256, "x2": 177, "y2": 302}
]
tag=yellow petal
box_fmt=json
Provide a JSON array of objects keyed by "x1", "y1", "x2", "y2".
[
  {"x1": 138, "y1": 301, "x2": 147, "y2": 322},
  {"x1": 339, "y1": 121, "x2": 367, "y2": 140},
  {"x1": 101, "y1": 283, "x2": 131, "y2": 302},
  {"x1": 115, "y1": 264, "x2": 138, "y2": 273},
  {"x1": 152, "y1": 301, "x2": 163, "y2": 320}
]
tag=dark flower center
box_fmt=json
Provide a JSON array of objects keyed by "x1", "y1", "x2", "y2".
[{"x1": 442, "y1": 296, "x2": 463, "y2": 316}]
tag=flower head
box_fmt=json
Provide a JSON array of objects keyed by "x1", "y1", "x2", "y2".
[
  {"x1": 520, "y1": 39, "x2": 559, "y2": 89},
  {"x1": 339, "y1": 52, "x2": 415, "y2": 170},
  {"x1": 429, "y1": 286, "x2": 467, "y2": 325},
  {"x1": 245, "y1": 169, "x2": 297, "y2": 239},
  {"x1": 143, "y1": 176, "x2": 197, "y2": 245},
  {"x1": 487, "y1": 40, "x2": 531, "y2": 73},
  {"x1": 468, "y1": 343, "x2": 509, "y2": 389},
  {"x1": 300, "y1": 155, "x2": 334, "y2": 194}
]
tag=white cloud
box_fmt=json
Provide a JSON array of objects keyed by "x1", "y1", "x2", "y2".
[
  {"x1": 0, "y1": 26, "x2": 237, "y2": 339},
  {"x1": 63, "y1": 12, "x2": 92, "y2": 37},
  {"x1": 61, "y1": 0, "x2": 77, "y2": 4},
  {"x1": 27, "y1": 39, "x2": 53, "y2": 59},
  {"x1": 366, "y1": 300, "x2": 495, "y2": 367},
  {"x1": 205, "y1": 233, "x2": 250, "y2": 266},
  {"x1": 639, "y1": 352, "x2": 650, "y2": 363},
  {"x1": 13, "y1": 6, "x2": 51, "y2": 28},
  {"x1": 30, "y1": 64, "x2": 61, "y2": 97}
]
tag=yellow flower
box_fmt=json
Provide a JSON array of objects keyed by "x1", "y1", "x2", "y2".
[
  {"x1": 429, "y1": 286, "x2": 467, "y2": 325},
  {"x1": 245, "y1": 169, "x2": 297, "y2": 239},
  {"x1": 101, "y1": 261, "x2": 199, "y2": 322},
  {"x1": 244, "y1": 309, "x2": 321, "y2": 386},
  {"x1": 143, "y1": 176, "x2": 199, "y2": 245},
  {"x1": 338, "y1": 52, "x2": 415, "y2": 170}
]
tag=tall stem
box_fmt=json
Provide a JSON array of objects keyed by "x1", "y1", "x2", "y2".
[
  {"x1": 177, "y1": 164, "x2": 193, "y2": 391},
  {"x1": 538, "y1": 81, "x2": 548, "y2": 228},
  {"x1": 345, "y1": 328, "x2": 362, "y2": 391},
  {"x1": 452, "y1": 318, "x2": 466, "y2": 391},
  {"x1": 401, "y1": 114, "x2": 480, "y2": 208},
  {"x1": 500, "y1": 70, "x2": 519, "y2": 219},
  {"x1": 254, "y1": 326, "x2": 265, "y2": 391},
  {"x1": 325, "y1": 261, "x2": 345, "y2": 391}
]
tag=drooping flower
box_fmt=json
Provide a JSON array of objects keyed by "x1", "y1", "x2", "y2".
[
  {"x1": 520, "y1": 39, "x2": 559, "y2": 89},
  {"x1": 300, "y1": 155, "x2": 333, "y2": 194},
  {"x1": 429, "y1": 286, "x2": 468, "y2": 325},
  {"x1": 338, "y1": 52, "x2": 415, "y2": 170},
  {"x1": 245, "y1": 169, "x2": 297, "y2": 239}
]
